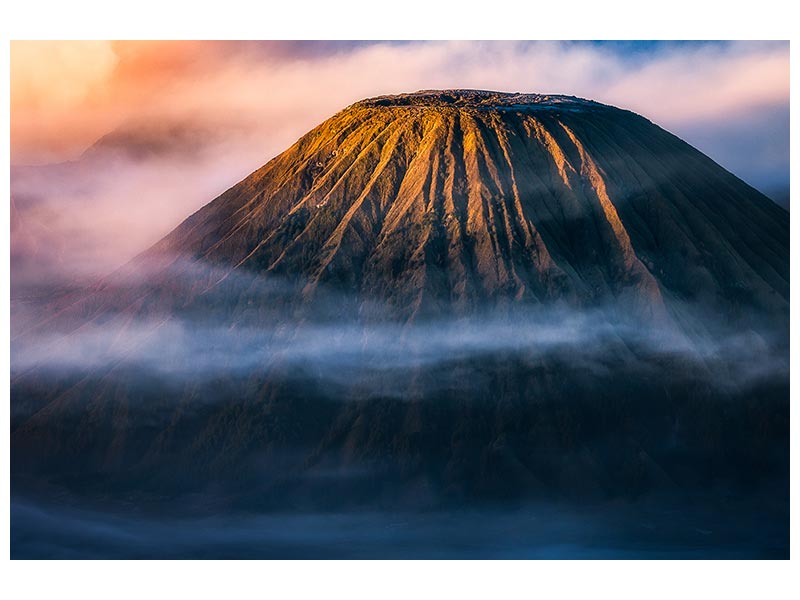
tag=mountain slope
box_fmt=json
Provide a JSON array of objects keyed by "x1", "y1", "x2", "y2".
[{"x1": 136, "y1": 89, "x2": 787, "y2": 325}]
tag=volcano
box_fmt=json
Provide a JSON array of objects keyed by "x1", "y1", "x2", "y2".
[
  {"x1": 18, "y1": 90, "x2": 787, "y2": 329},
  {"x1": 155, "y1": 90, "x2": 788, "y2": 318},
  {"x1": 10, "y1": 91, "x2": 790, "y2": 558}
]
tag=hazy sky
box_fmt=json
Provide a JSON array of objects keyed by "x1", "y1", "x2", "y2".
[{"x1": 10, "y1": 40, "x2": 790, "y2": 285}]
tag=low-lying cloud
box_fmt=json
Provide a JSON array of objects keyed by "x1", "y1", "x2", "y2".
[{"x1": 10, "y1": 258, "x2": 789, "y2": 399}]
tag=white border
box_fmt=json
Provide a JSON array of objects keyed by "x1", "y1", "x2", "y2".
[
  {"x1": 0, "y1": 1, "x2": 797, "y2": 40},
  {"x1": 2, "y1": 1, "x2": 797, "y2": 598}
]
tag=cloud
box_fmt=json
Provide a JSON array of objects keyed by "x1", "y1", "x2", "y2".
[
  {"x1": 12, "y1": 309, "x2": 788, "y2": 395},
  {"x1": 11, "y1": 41, "x2": 790, "y2": 166},
  {"x1": 11, "y1": 41, "x2": 121, "y2": 162},
  {"x1": 11, "y1": 41, "x2": 119, "y2": 110},
  {"x1": 10, "y1": 258, "x2": 789, "y2": 397}
]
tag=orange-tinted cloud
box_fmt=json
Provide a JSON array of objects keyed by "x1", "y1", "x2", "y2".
[
  {"x1": 11, "y1": 41, "x2": 218, "y2": 163},
  {"x1": 11, "y1": 41, "x2": 790, "y2": 166}
]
